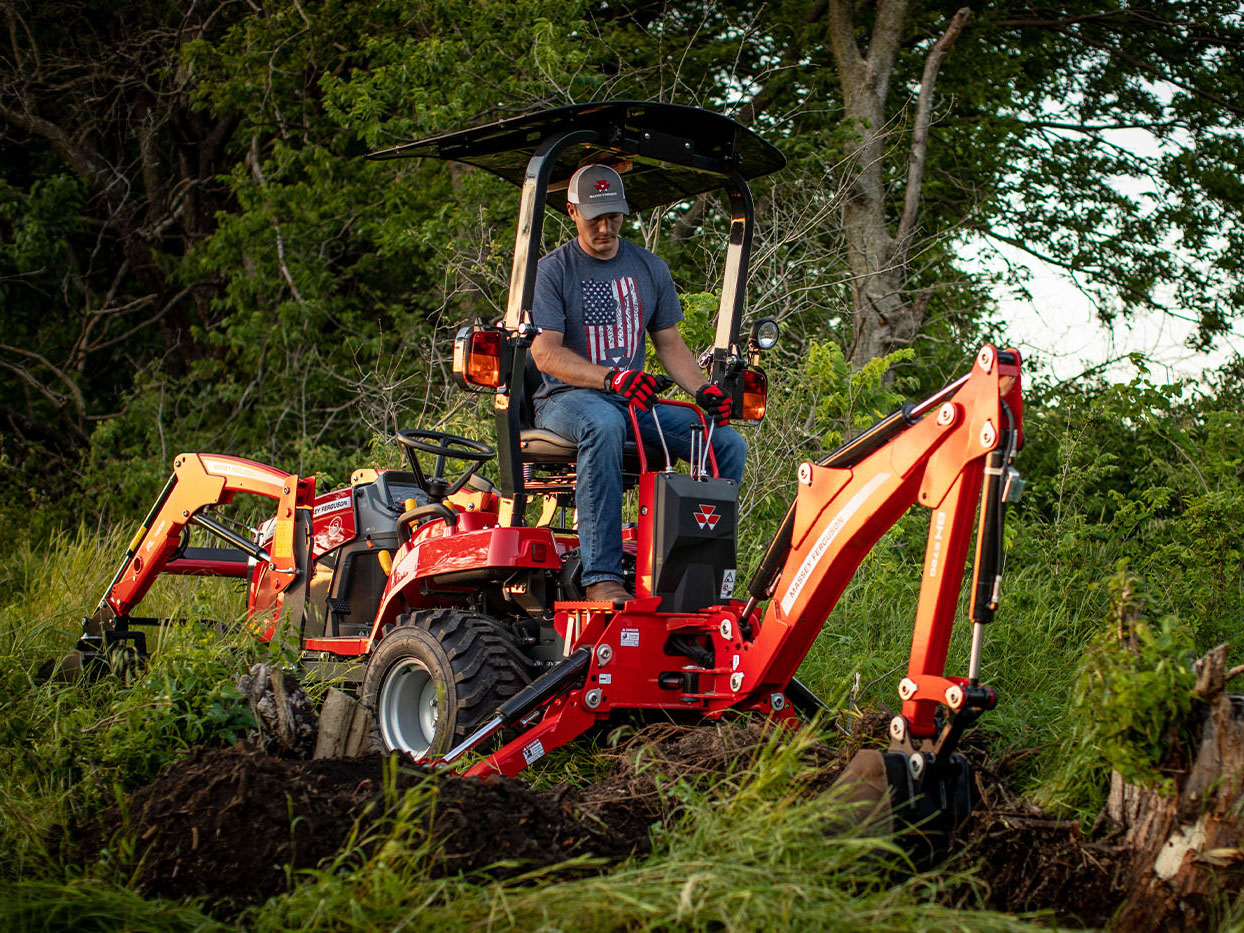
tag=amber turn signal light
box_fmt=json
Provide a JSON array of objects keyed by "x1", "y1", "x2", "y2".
[
  {"x1": 453, "y1": 326, "x2": 502, "y2": 390},
  {"x1": 740, "y1": 369, "x2": 767, "y2": 422}
]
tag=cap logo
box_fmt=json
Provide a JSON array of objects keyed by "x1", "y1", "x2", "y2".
[{"x1": 595, "y1": 180, "x2": 610, "y2": 193}]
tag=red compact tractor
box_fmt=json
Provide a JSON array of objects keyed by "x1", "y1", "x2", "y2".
[{"x1": 79, "y1": 102, "x2": 1024, "y2": 831}]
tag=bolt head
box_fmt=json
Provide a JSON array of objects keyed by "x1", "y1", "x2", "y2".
[
  {"x1": 584, "y1": 688, "x2": 603, "y2": 710},
  {"x1": 980, "y1": 420, "x2": 997, "y2": 448},
  {"x1": 596, "y1": 644, "x2": 613, "y2": 665},
  {"x1": 730, "y1": 671, "x2": 744, "y2": 692},
  {"x1": 937, "y1": 402, "x2": 956, "y2": 426},
  {"x1": 719, "y1": 619, "x2": 733, "y2": 640},
  {"x1": 769, "y1": 692, "x2": 786, "y2": 712},
  {"x1": 889, "y1": 716, "x2": 907, "y2": 742},
  {"x1": 977, "y1": 346, "x2": 994, "y2": 372},
  {"x1": 909, "y1": 752, "x2": 925, "y2": 779},
  {"x1": 898, "y1": 677, "x2": 917, "y2": 700},
  {"x1": 798, "y1": 462, "x2": 813, "y2": 485},
  {"x1": 945, "y1": 685, "x2": 964, "y2": 709}
]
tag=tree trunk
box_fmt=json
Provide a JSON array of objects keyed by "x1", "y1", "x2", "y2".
[
  {"x1": 827, "y1": 2, "x2": 971, "y2": 369},
  {"x1": 1107, "y1": 644, "x2": 1244, "y2": 931}
]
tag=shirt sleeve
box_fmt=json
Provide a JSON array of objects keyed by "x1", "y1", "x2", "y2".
[
  {"x1": 646, "y1": 254, "x2": 683, "y2": 333},
  {"x1": 531, "y1": 250, "x2": 567, "y2": 334}
]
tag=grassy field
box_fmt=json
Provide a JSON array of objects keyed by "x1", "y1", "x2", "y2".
[
  {"x1": 0, "y1": 513, "x2": 1151, "y2": 930},
  {"x1": 1, "y1": 371, "x2": 1241, "y2": 929}
]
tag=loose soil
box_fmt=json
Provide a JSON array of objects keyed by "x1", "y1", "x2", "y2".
[{"x1": 66, "y1": 717, "x2": 1201, "y2": 927}]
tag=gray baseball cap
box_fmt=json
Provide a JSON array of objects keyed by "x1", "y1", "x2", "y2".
[{"x1": 567, "y1": 164, "x2": 630, "y2": 218}]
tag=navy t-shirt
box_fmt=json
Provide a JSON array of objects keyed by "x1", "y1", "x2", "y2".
[{"x1": 531, "y1": 238, "x2": 683, "y2": 403}]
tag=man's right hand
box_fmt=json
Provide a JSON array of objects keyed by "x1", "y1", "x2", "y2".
[{"x1": 605, "y1": 369, "x2": 659, "y2": 410}]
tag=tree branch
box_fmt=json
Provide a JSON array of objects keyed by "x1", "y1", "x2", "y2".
[
  {"x1": 866, "y1": 0, "x2": 910, "y2": 104},
  {"x1": 896, "y1": 7, "x2": 970, "y2": 250},
  {"x1": 673, "y1": 0, "x2": 830, "y2": 244},
  {"x1": 827, "y1": 0, "x2": 866, "y2": 94},
  {"x1": 248, "y1": 134, "x2": 306, "y2": 307},
  {"x1": 0, "y1": 99, "x2": 110, "y2": 191}
]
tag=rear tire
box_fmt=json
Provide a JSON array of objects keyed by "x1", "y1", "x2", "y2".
[{"x1": 362, "y1": 609, "x2": 530, "y2": 757}]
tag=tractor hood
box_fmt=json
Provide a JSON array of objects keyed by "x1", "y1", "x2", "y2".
[{"x1": 366, "y1": 100, "x2": 786, "y2": 214}]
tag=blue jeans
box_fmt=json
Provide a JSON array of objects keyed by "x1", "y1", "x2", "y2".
[{"x1": 534, "y1": 389, "x2": 747, "y2": 586}]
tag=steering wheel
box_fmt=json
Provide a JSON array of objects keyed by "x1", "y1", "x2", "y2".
[{"x1": 395, "y1": 429, "x2": 495, "y2": 500}]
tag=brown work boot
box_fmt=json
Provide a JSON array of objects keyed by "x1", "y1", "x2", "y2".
[{"x1": 585, "y1": 580, "x2": 632, "y2": 604}]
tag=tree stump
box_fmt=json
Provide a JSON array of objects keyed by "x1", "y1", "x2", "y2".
[
  {"x1": 312, "y1": 687, "x2": 376, "y2": 758},
  {"x1": 1108, "y1": 644, "x2": 1244, "y2": 931},
  {"x1": 236, "y1": 663, "x2": 318, "y2": 759}
]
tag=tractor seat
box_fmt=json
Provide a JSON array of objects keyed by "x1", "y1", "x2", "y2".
[
  {"x1": 519, "y1": 427, "x2": 579, "y2": 463},
  {"x1": 519, "y1": 427, "x2": 654, "y2": 470},
  {"x1": 519, "y1": 360, "x2": 658, "y2": 469}
]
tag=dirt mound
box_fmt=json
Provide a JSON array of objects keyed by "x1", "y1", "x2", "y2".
[
  {"x1": 955, "y1": 802, "x2": 1123, "y2": 925},
  {"x1": 73, "y1": 745, "x2": 647, "y2": 915},
  {"x1": 70, "y1": 717, "x2": 1164, "y2": 927},
  {"x1": 71, "y1": 721, "x2": 802, "y2": 915}
]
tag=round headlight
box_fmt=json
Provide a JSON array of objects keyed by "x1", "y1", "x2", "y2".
[{"x1": 751, "y1": 318, "x2": 780, "y2": 351}]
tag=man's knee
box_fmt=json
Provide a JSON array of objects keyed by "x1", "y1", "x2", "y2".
[
  {"x1": 579, "y1": 403, "x2": 629, "y2": 456},
  {"x1": 715, "y1": 428, "x2": 747, "y2": 484}
]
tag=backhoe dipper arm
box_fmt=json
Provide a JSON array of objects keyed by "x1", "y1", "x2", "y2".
[
  {"x1": 89, "y1": 453, "x2": 315, "y2": 629},
  {"x1": 746, "y1": 346, "x2": 1023, "y2": 739}
]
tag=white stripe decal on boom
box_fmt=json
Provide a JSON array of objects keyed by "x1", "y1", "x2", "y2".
[{"x1": 779, "y1": 472, "x2": 891, "y2": 616}]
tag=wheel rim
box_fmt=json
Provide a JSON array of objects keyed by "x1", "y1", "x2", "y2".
[{"x1": 378, "y1": 658, "x2": 442, "y2": 756}]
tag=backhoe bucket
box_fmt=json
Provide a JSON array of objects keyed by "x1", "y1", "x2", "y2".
[{"x1": 831, "y1": 748, "x2": 974, "y2": 867}]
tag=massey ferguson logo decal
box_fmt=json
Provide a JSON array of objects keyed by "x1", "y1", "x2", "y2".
[
  {"x1": 595, "y1": 179, "x2": 610, "y2": 192},
  {"x1": 694, "y1": 504, "x2": 721, "y2": 531}
]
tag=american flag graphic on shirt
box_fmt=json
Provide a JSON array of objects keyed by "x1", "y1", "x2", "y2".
[{"x1": 582, "y1": 277, "x2": 642, "y2": 365}]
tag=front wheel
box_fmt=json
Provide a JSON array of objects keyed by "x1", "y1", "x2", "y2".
[{"x1": 362, "y1": 609, "x2": 529, "y2": 758}]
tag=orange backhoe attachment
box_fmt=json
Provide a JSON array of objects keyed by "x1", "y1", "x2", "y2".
[{"x1": 746, "y1": 345, "x2": 1023, "y2": 741}]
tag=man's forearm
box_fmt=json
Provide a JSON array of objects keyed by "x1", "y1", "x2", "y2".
[
  {"x1": 530, "y1": 332, "x2": 615, "y2": 389},
  {"x1": 651, "y1": 327, "x2": 709, "y2": 396}
]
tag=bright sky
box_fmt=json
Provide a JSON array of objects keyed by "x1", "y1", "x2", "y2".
[
  {"x1": 985, "y1": 241, "x2": 1241, "y2": 387},
  {"x1": 978, "y1": 106, "x2": 1243, "y2": 388}
]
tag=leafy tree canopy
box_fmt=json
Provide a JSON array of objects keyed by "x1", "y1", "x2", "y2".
[{"x1": 1, "y1": 0, "x2": 1242, "y2": 525}]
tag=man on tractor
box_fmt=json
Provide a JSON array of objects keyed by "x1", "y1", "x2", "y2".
[{"x1": 529, "y1": 164, "x2": 743, "y2": 603}]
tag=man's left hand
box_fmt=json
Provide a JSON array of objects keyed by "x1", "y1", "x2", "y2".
[{"x1": 695, "y1": 383, "x2": 733, "y2": 426}]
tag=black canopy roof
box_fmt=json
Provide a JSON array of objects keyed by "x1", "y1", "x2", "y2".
[{"x1": 366, "y1": 101, "x2": 786, "y2": 214}]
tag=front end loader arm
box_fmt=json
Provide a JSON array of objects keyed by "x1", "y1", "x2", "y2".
[{"x1": 81, "y1": 453, "x2": 315, "y2": 665}]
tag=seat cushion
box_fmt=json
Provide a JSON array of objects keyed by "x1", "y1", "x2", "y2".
[
  {"x1": 519, "y1": 428, "x2": 579, "y2": 463},
  {"x1": 518, "y1": 427, "x2": 664, "y2": 471}
]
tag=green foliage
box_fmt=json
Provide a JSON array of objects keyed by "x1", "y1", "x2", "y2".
[
  {"x1": 1014, "y1": 366, "x2": 1244, "y2": 651},
  {"x1": 1038, "y1": 567, "x2": 1197, "y2": 815},
  {"x1": 0, "y1": 526, "x2": 263, "y2": 871}
]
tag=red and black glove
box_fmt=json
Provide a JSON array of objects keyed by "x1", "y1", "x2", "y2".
[
  {"x1": 695, "y1": 382, "x2": 733, "y2": 426},
  {"x1": 605, "y1": 368, "x2": 659, "y2": 410}
]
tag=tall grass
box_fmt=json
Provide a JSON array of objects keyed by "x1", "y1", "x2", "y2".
[
  {"x1": 0, "y1": 474, "x2": 1201, "y2": 926},
  {"x1": 247, "y1": 731, "x2": 1039, "y2": 932},
  {"x1": 0, "y1": 525, "x2": 266, "y2": 878}
]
